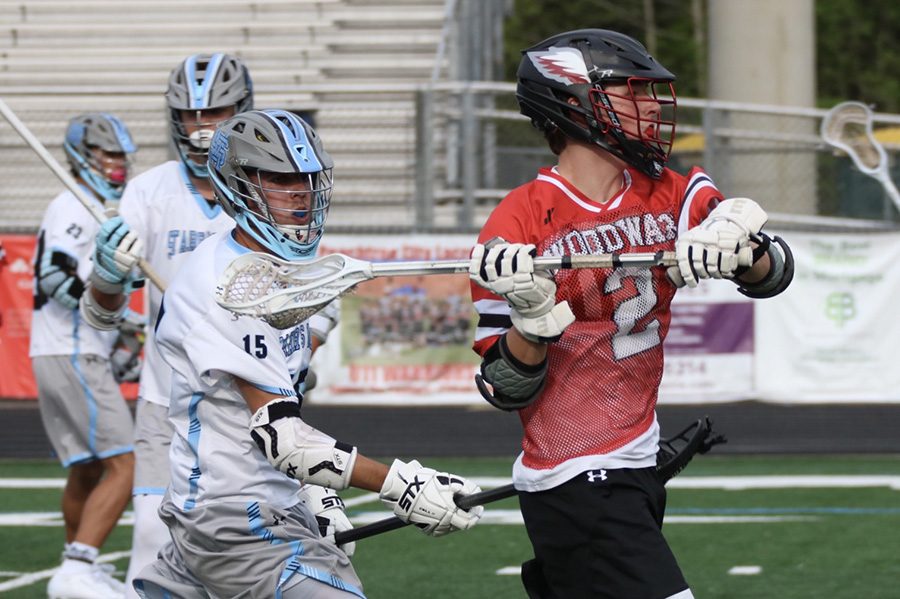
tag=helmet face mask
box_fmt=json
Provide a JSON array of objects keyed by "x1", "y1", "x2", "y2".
[
  {"x1": 229, "y1": 168, "x2": 332, "y2": 251},
  {"x1": 208, "y1": 110, "x2": 334, "y2": 260},
  {"x1": 587, "y1": 77, "x2": 676, "y2": 172},
  {"x1": 64, "y1": 113, "x2": 137, "y2": 202},
  {"x1": 166, "y1": 53, "x2": 253, "y2": 177},
  {"x1": 516, "y1": 29, "x2": 677, "y2": 178}
]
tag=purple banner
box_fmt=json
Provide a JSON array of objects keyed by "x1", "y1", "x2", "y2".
[{"x1": 665, "y1": 302, "x2": 754, "y2": 355}]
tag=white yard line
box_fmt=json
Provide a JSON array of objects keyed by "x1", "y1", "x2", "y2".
[
  {"x1": 0, "y1": 550, "x2": 130, "y2": 593},
  {"x1": 2, "y1": 475, "x2": 899, "y2": 490},
  {"x1": 0, "y1": 479, "x2": 65, "y2": 489},
  {"x1": 349, "y1": 509, "x2": 815, "y2": 526}
]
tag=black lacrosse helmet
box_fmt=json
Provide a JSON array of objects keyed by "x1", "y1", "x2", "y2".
[{"x1": 516, "y1": 29, "x2": 677, "y2": 179}]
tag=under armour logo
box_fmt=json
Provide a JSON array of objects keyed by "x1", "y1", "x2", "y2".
[{"x1": 586, "y1": 469, "x2": 608, "y2": 483}]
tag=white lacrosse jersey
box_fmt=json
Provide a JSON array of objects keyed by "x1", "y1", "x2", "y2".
[
  {"x1": 30, "y1": 189, "x2": 117, "y2": 358},
  {"x1": 118, "y1": 161, "x2": 233, "y2": 408},
  {"x1": 155, "y1": 231, "x2": 313, "y2": 510}
]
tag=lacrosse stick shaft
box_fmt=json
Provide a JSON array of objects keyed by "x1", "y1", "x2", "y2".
[
  {"x1": 334, "y1": 483, "x2": 517, "y2": 545},
  {"x1": 370, "y1": 251, "x2": 677, "y2": 277},
  {"x1": 876, "y1": 171, "x2": 900, "y2": 209},
  {"x1": 0, "y1": 98, "x2": 166, "y2": 291}
]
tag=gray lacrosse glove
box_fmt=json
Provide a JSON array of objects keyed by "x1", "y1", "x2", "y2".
[{"x1": 92, "y1": 214, "x2": 144, "y2": 294}]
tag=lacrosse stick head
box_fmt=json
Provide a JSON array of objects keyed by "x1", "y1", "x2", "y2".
[
  {"x1": 215, "y1": 252, "x2": 370, "y2": 329},
  {"x1": 820, "y1": 101, "x2": 887, "y2": 175}
]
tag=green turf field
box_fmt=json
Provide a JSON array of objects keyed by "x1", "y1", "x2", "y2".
[{"x1": 1, "y1": 455, "x2": 899, "y2": 598}]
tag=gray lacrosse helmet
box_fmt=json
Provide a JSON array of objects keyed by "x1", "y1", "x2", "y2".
[
  {"x1": 63, "y1": 113, "x2": 137, "y2": 202},
  {"x1": 166, "y1": 53, "x2": 253, "y2": 177},
  {"x1": 208, "y1": 109, "x2": 334, "y2": 260}
]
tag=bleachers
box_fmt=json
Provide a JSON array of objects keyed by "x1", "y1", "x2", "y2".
[{"x1": 0, "y1": 0, "x2": 448, "y2": 231}]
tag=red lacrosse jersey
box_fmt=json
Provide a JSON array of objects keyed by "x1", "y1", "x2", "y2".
[{"x1": 471, "y1": 165, "x2": 723, "y2": 491}]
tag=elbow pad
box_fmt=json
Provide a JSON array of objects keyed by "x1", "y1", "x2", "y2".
[
  {"x1": 249, "y1": 399, "x2": 357, "y2": 490},
  {"x1": 38, "y1": 250, "x2": 84, "y2": 310},
  {"x1": 475, "y1": 335, "x2": 548, "y2": 411},
  {"x1": 737, "y1": 234, "x2": 794, "y2": 299},
  {"x1": 79, "y1": 281, "x2": 130, "y2": 331}
]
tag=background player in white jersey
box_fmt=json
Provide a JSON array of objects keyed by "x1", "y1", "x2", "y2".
[
  {"x1": 468, "y1": 29, "x2": 793, "y2": 599},
  {"x1": 30, "y1": 113, "x2": 138, "y2": 599},
  {"x1": 124, "y1": 109, "x2": 483, "y2": 598},
  {"x1": 81, "y1": 53, "x2": 253, "y2": 597}
]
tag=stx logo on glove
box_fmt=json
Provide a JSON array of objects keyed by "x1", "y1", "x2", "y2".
[
  {"x1": 321, "y1": 495, "x2": 345, "y2": 510},
  {"x1": 398, "y1": 476, "x2": 426, "y2": 511},
  {"x1": 399, "y1": 474, "x2": 466, "y2": 511}
]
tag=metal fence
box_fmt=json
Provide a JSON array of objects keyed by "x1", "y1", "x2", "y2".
[
  {"x1": 2, "y1": 82, "x2": 899, "y2": 234},
  {"x1": 417, "y1": 82, "x2": 900, "y2": 233}
]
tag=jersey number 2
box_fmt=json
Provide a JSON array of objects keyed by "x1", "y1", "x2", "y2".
[
  {"x1": 604, "y1": 269, "x2": 661, "y2": 360},
  {"x1": 243, "y1": 334, "x2": 268, "y2": 359}
]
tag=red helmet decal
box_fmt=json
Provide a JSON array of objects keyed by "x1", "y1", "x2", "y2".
[{"x1": 527, "y1": 47, "x2": 590, "y2": 86}]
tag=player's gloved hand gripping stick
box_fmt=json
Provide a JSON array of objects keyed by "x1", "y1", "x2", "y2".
[
  {"x1": 335, "y1": 417, "x2": 726, "y2": 545},
  {"x1": 0, "y1": 99, "x2": 166, "y2": 291}
]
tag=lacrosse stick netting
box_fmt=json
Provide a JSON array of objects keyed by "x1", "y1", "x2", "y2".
[
  {"x1": 215, "y1": 250, "x2": 676, "y2": 329},
  {"x1": 820, "y1": 101, "x2": 900, "y2": 210}
]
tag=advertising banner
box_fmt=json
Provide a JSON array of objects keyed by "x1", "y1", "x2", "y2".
[
  {"x1": 308, "y1": 235, "x2": 482, "y2": 405},
  {"x1": 0, "y1": 234, "x2": 141, "y2": 400},
  {"x1": 660, "y1": 279, "x2": 754, "y2": 404},
  {"x1": 755, "y1": 231, "x2": 900, "y2": 402},
  {"x1": 308, "y1": 235, "x2": 756, "y2": 406},
  {"x1": 0, "y1": 235, "x2": 39, "y2": 399}
]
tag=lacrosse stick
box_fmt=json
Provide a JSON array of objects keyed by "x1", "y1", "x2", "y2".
[
  {"x1": 820, "y1": 101, "x2": 900, "y2": 212},
  {"x1": 0, "y1": 98, "x2": 166, "y2": 291},
  {"x1": 335, "y1": 416, "x2": 726, "y2": 544},
  {"x1": 334, "y1": 483, "x2": 518, "y2": 545},
  {"x1": 215, "y1": 250, "x2": 677, "y2": 329}
]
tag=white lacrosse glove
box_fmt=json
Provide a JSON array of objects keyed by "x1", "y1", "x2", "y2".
[
  {"x1": 309, "y1": 299, "x2": 340, "y2": 343},
  {"x1": 379, "y1": 459, "x2": 483, "y2": 537},
  {"x1": 469, "y1": 239, "x2": 575, "y2": 343},
  {"x1": 92, "y1": 215, "x2": 144, "y2": 293},
  {"x1": 667, "y1": 198, "x2": 768, "y2": 288},
  {"x1": 298, "y1": 484, "x2": 356, "y2": 557}
]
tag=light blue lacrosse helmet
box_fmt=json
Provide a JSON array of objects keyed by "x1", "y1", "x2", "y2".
[
  {"x1": 208, "y1": 109, "x2": 334, "y2": 260},
  {"x1": 165, "y1": 53, "x2": 253, "y2": 177},
  {"x1": 63, "y1": 113, "x2": 137, "y2": 203}
]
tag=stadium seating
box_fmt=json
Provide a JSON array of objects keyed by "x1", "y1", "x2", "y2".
[{"x1": 0, "y1": 0, "x2": 451, "y2": 231}]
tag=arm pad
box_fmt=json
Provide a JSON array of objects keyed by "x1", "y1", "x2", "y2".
[
  {"x1": 250, "y1": 399, "x2": 358, "y2": 490},
  {"x1": 736, "y1": 235, "x2": 794, "y2": 299},
  {"x1": 39, "y1": 250, "x2": 84, "y2": 310},
  {"x1": 475, "y1": 335, "x2": 547, "y2": 411}
]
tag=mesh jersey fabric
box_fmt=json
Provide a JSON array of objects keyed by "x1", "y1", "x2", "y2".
[{"x1": 472, "y1": 165, "x2": 723, "y2": 476}]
